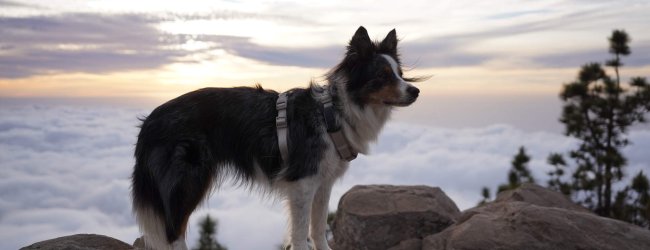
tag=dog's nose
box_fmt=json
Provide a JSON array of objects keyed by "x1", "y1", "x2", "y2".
[{"x1": 407, "y1": 86, "x2": 420, "y2": 97}]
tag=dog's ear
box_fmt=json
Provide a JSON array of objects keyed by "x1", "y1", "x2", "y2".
[
  {"x1": 348, "y1": 26, "x2": 374, "y2": 59},
  {"x1": 379, "y1": 29, "x2": 397, "y2": 55}
]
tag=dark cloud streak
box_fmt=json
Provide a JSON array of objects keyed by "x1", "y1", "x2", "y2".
[
  {"x1": 533, "y1": 43, "x2": 650, "y2": 68},
  {"x1": 0, "y1": 12, "x2": 328, "y2": 78},
  {"x1": 223, "y1": 41, "x2": 343, "y2": 68},
  {"x1": 0, "y1": 0, "x2": 38, "y2": 8},
  {"x1": 0, "y1": 13, "x2": 190, "y2": 78}
]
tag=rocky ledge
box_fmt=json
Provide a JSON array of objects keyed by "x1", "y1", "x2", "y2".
[{"x1": 332, "y1": 183, "x2": 650, "y2": 250}]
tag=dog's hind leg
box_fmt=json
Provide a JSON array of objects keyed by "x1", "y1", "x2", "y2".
[
  {"x1": 310, "y1": 181, "x2": 333, "y2": 250},
  {"x1": 285, "y1": 178, "x2": 319, "y2": 250}
]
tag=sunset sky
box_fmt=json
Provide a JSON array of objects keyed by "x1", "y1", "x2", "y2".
[
  {"x1": 1, "y1": 0, "x2": 648, "y2": 100},
  {"x1": 1, "y1": 1, "x2": 649, "y2": 249}
]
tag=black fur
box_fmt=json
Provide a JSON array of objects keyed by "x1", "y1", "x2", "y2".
[{"x1": 131, "y1": 85, "x2": 326, "y2": 242}]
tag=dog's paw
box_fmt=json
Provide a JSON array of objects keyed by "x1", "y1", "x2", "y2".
[{"x1": 283, "y1": 240, "x2": 315, "y2": 250}]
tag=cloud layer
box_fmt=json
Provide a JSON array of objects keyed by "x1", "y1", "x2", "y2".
[{"x1": 1, "y1": 103, "x2": 648, "y2": 250}]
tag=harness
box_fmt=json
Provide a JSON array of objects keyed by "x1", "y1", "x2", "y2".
[{"x1": 275, "y1": 86, "x2": 357, "y2": 167}]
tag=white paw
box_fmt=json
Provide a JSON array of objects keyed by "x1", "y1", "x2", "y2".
[{"x1": 284, "y1": 240, "x2": 314, "y2": 250}]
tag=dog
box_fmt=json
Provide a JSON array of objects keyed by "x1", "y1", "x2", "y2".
[{"x1": 131, "y1": 26, "x2": 422, "y2": 250}]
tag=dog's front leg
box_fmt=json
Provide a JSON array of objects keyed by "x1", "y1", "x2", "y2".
[
  {"x1": 287, "y1": 179, "x2": 318, "y2": 250},
  {"x1": 310, "y1": 181, "x2": 333, "y2": 250}
]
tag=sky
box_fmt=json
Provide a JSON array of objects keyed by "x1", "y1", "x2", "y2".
[
  {"x1": 1, "y1": 0, "x2": 649, "y2": 99},
  {"x1": 0, "y1": 0, "x2": 649, "y2": 249}
]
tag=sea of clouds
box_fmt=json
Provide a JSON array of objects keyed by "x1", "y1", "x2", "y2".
[{"x1": 1, "y1": 103, "x2": 648, "y2": 250}]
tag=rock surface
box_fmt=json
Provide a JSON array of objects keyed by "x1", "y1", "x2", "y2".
[
  {"x1": 132, "y1": 237, "x2": 145, "y2": 249},
  {"x1": 20, "y1": 234, "x2": 133, "y2": 250},
  {"x1": 423, "y1": 200, "x2": 650, "y2": 250},
  {"x1": 494, "y1": 183, "x2": 589, "y2": 212},
  {"x1": 387, "y1": 238, "x2": 422, "y2": 250},
  {"x1": 422, "y1": 183, "x2": 650, "y2": 250},
  {"x1": 331, "y1": 185, "x2": 460, "y2": 250}
]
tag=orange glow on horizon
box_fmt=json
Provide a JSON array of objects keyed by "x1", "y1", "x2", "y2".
[{"x1": 4, "y1": 65, "x2": 650, "y2": 100}]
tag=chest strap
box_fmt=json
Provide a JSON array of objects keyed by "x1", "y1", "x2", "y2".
[
  {"x1": 317, "y1": 88, "x2": 358, "y2": 161},
  {"x1": 276, "y1": 92, "x2": 289, "y2": 167}
]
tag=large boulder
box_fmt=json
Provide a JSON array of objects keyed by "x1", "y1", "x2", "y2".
[
  {"x1": 331, "y1": 185, "x2": 460, "y2": 250},
  {"x1": 423, "y1": 187, "x2": 650, "y2": 250},
  {"x1": 20, "y1": 234, "x2": 133, "y2": 250}
]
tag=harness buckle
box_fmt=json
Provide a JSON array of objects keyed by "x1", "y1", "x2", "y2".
[
  {"x1": 276, "y1": 99, "x2": 287, "y2": 110},
  {"x1": 276, "y1": 116, "x2": 287, "y2": 128}
]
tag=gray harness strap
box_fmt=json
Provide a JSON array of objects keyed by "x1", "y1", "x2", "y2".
[
  {"x1": 317, "y1": 88, "x2": 358, "y2": 161},
  {"x1": 275, "y1": 87, "x2": 357, "y2": 167},
  {"x1": 276, "y1": 92, "x2": 290, "y2": 166}
]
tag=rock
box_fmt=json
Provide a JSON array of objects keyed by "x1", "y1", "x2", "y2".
[
  {"x1": 132, "y1": 236, "x2": 145, "y2": 249},
  {"x1": 331, "y1": 185, "x2": 460, "y2": 250},
  {"x1": 494, "y1": 183, "x2": 589, "y2": 212},
  {"x1": 387, "y1": 238, "x2": 422, "y2": 250},
  {"x1": 20, "y1": 234, "x2": 133, "y2": 250},
  {"x1": 423, "y1": 200, "x2": 650, "y2": 250}
]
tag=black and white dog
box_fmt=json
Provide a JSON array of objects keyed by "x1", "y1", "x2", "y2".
[{"x1": 131, "y1": 26, "x2": 422, "y2": 250}]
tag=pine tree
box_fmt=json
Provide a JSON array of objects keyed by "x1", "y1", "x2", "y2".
[
  {"x1": 546, "y1": 153, "x2": 571, "y2": 195},
  {"x1": 194, "y1": 215, "x2": 227, "y2": 250},
  {"x1": 478, "y1": 146, "x2": 534, "y2": 205},
  {"x1": 549, "y1": 29, "x2": 650, "y2": 216},
  {"x1": 630, "y1": 171, "x2": 650, "y2": 228},
  {"x1": 612, "y1": 171, "x2": 650, "y2": 228},
  {"x1": 478, "y1": 187, "x2": 491, "y2": 205},
  {"x1": 497, "y1": 146, "x2": 535, "y2": 193}
]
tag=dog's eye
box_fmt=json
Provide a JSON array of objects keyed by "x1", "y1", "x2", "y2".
[{"x1": 379, "y1": 67, "x2": 392, "y2": 78}]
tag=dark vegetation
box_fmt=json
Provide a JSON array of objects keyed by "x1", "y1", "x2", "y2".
[{"x1": 194, "y1": 215, "x2": 227, "y2": 250}]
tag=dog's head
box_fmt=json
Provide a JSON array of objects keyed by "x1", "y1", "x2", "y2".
[{"x1": 331, "y1": 26, "x2": 422, "y2": 108}]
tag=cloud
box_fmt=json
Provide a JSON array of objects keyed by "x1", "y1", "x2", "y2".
[
  {"x1": 1, "y1": 100, "x2": 649, "y2": 249},
  {"x1": 0, "y1": 13, "x2": 192, "y2": 78},
  {"x1": 485, "y1": 9, "x2": 553, "y2": 20},
  {"x1": 186, "y1": 35, "x2": 343, "y2": 68},
  {"x1": 532, "y1": 43, "x2": 650, "y2": 68},
  {"x1": 224, "y1": 42, "x2": 343, "y2": 68},
  {"x1": 0, "y1": 12, "x2": 334, "y2": 78},
  {"x1": 0, "y1": 8, "x2": 559, "y2": 79},
  {"x1": 330, "y1": 123, "x2": 576, "y2": 210},
  {"x1": 0, "y1": 11, "x2": 487, "y2": 78},
  {"x1": 401, "y1": 39, "x2": 492, "y2": 68},
  {"x1": 2, "y1": 2, "x2": 648, "y2": 79},
  {"x1": 397, "y1": 6, "x2": 650, "y2": 68},
  {"x1": 0, "y1": 0, "x2": 34, "y2": 8},
  {"x1": 0, "y1": 111, "x2": 140, "y2": 248},
  {"x1": 214, "y1": 32, "x2": 493, "y2": 69}
]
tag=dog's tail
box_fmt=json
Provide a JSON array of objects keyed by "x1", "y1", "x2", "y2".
[
  {"x1": 132, "y1": 142, "x2": 215, "y2": 250},
  {"x1": 131, "y1": 144, "x2": 182, "y2": 250},
  {"x1": 133, "y1": 205, "x2": 184, "y2": 250}
]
